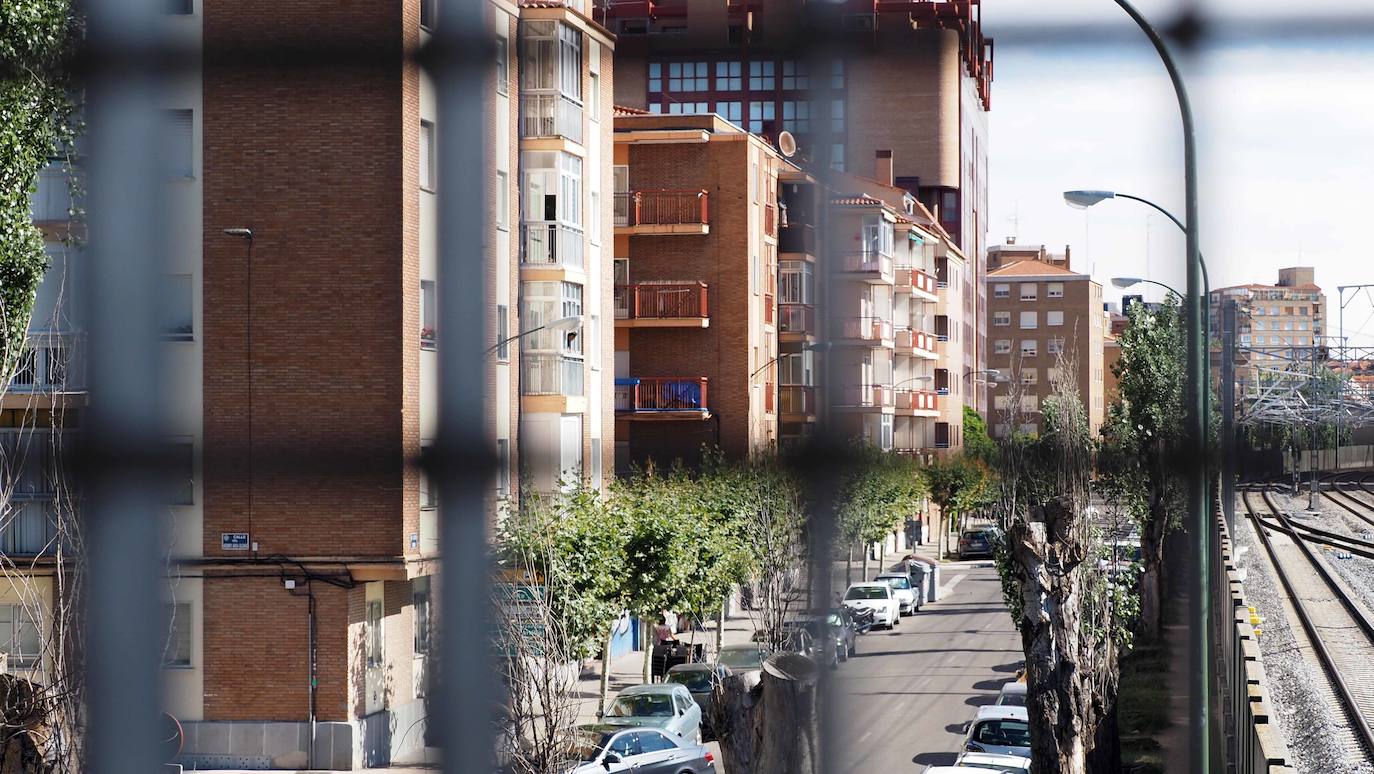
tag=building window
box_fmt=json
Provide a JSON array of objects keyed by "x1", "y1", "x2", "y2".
[
  {"x1": 993, "y1": 283, "x2": 1009, "y2": 298},
  {"x1": 588, "y1": 40, "x2": 600, "y2": 114},
  {"x1": 1019, "y1": 283, "x2": 1037, "y2": 301},
  {"x1": 161, "y1": 109, "x2": 194, "y2": 179},
  {"x1": 160, "y1": 274, "x2": 194, "y2": 340},
  {"x1": 167, "y1": 0, "x2": 193, "y2": 14},
  {"x1": 648, "y1": 62, "x2": 663, "y2": 92},
  {"x1": 497, "y1": 170, "x2": 509, "y2": 230},
  {"x1": 1048, "y1": 311, "x2": 1064, "y2": 327},
  {"x1": 1019, "y1": 422, "x2": 1039, "y2": 435},
  {"x1": 367, "y1": 599, "x2": 383, "y2": 668},
  {"x1": 413, "y1": 578, "x2": 431, "y2": 654},
  {"x1": 1021, "y1": 396, "x2": 1038, "y2": 413},
  {"x1": 748, "y1": 60, "x2": 775, "y2": 90},
  {"x1": 716, "y1": 61, "x2": 742, "y2": 90},
  {"x1": 667, "y1": 102, "x2": 709, "y2": 115},
  {"x1": 421, "y1": 469, "x2": 438, "y2": 509},
  {"x1": 1300, "y1": 306, "x2": 1308, "y2": 315},
  {"x1": 779, "y1": 261, "x2": 814, "y2": 304},
  {"x1": 1048, "y1": 336, "x2": 1064, "y2": 354},
  {"x1": 1021, "y1": 368, "x2": 1038, "y2": 385},
  {"x1": 420, "y1": 0, "x2": 436, "y2": 29},
  {"x1": 496, "y1": 35, "x2": 509, "y2": 93},
  {"x1": 994, "y1": 339, "x2": 1011, "y2": 354},
  {"x1": 830, "y1": 59, "x2": 845, "y2": 89},
  {"x1": 420, "y1": 120, "x2": 436, "y2": 192},
  {"x1": 495, "y1": 304, "x2": 510, "y2": 362},
  {"x1": 421, "y1": 280, "x2": 437, "y2": 348},
  {"x1": 830, "y1": 99, "x2": 845, "y2": 133},
  {"x1": 1047, "y1": 282, "x2": 1064, "y2": 298},
  {"x1": 781, "y1": 101, "x2": 810, "y2": 133},
  {"x1": 668, "y1": 61, "x2": 708, "y2": 92},
  {"x1": 747, "y1": 101, "x2": 774, "y2": 133},
  {"x1": 993, "y1": 396, "x2": 1010, "y2": 411},
  {"x1": 161, "y1": 603, "x2": 191, "y2": 668},
  {"x1": 779, "y1": 350, "x2": 815, "y2": 385},
  {"x1": 497, "y1": 438, "x2": 511, "y2": 496},
  {"x1": 1021, "y1": 339, "x2": 1037, "y2": 357},
  {"x1": 781, "y1": 60, "x2": 808, "y2": 90},
  {"x1": 1019, "y1": 311, "x2": 1037, "y2": 329},
  {"x1": 523, "y1": 281, "x2": 584, "y2": 355},
  {"x1": 993, "y1": 311, "x2": 1010, "y2": 327},
  {"x1": 716, "y1": 101, "x2": 743, "y2": 125}
]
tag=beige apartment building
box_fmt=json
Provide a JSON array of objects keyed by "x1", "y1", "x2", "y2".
[
  {"x1": 986, "y1": 251, "x2": 1105, "y2": 437},
  {"x1": 1210, "y1": 267, "x2": 1327, "y2": 390}
]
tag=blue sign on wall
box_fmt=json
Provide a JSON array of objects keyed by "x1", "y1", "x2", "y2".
[{"x1": 221, "y1": 532, "x2": 250, "y2": 551}]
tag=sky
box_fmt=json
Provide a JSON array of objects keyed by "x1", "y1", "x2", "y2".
[{"x1": 982, "y1": 0, "x2": 1374, "y2": 344}]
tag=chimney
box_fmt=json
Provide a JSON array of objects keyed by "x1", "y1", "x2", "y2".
[
  {"x1": 875, "y1": 149, "x2": 893, "y2": 187},
  {"x1": 1064, "y1": 244, "x2": 1071, "y2": 270}
]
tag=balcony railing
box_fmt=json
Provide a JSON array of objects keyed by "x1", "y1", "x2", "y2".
[
  {"x1": 521, "y1": 353, "x2": 584, "y2": 397},
  {"x1": 521, "y1": 222, "x2": 585, "y2": 270},
  {"x1": 836, "y1": 384, "x2": 895, "y2": 409},
  {"x1": 895, "y1": 328, "x2": 939, "y2": 356},
  {"x1": 896, "y1": 389, "x2": 939, "y2": 412},
  {"x1": 779, "y1": 385, "x2": 816, "y2": 415},
  {"x1": 779, "y1": 304, "x2": 815, "y2": 335},
  {"x1": 837, "y1": 251, "x2": 893, "y2": 276},
  {"x1": 520, "y1": 93, "x2": 584, "y2": 145},
  {"x1": 897, "y1": 266, "x2": 938, "y2": 296},
  {"x1": 617, "y1": 190, "x2": 709, "y2": 227},
  {"x1": 834, "y1": 316, "x2": 893, "y2": 342},
  {"x1": 615, "y1": 377, "x2": 709, "y2": 413},
  {"x1": 779, "y1": 222, "x2": 816, "y2": 254},
  {"x1": 621, "y1": 281, "x2": 708, "y2": 319}
]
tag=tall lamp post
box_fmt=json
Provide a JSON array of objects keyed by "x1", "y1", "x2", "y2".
[{"x1": 1080, "y1": 1, "x2": 1209, "y2": 767}]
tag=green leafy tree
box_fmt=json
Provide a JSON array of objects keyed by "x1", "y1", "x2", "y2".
[
  {"x1": 923, "y1": 454, "x2": 992, "y2": 560},
  {"x1": 963, "y1": 405, "x2": 998, "y2": 465},
  {"x1": 836, "y1": 445, "x2": 927, "y2": 580}
]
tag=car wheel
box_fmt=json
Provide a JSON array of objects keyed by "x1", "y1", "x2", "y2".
[{"x1": 848, "y1": 640, "x2": 857, "y2": 657}]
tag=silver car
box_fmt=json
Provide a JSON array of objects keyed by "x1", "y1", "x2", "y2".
[
  {"x1": 565, "y1": 725, "x2": 715, "y2": 774},
  {"x1": 600, "y1": 683, "x2": 704, "y2": 743}
]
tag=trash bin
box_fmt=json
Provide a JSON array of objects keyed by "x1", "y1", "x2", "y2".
[{"x1": 903, "y1": 555, "x2": 940, "y2": 603}]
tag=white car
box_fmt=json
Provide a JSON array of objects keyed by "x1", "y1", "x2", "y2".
[
  {"x1": 961, "y1": 705, "x2": 1030, "y2": 759},
  {"x1": 954, "y1": 752, "x2": 1031, "y2": 772},
  {"x1": 874, "y1": 572, "x2": 918, "y2": 615},
  {"x1": 923, "y1": 768, "x2": 1007, "y2": 774},
  {"x1": 995, "y1": 679, "x2": 1026, "y2": 707},
  {"x1": 841, "y1": 582, "x2": 899, "y2": 629}
]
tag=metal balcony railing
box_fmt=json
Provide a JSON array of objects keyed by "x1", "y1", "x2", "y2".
[
  {"x1": 837, "y1": 251, "x2": 893, "y2": 275},
  {"x1": 520, "y1": 93, "x2": 584, "y2": 145},
  {"x1": 615, "y1": 376, "x2": 709, "y2": 413},
  {"x1": 779, "y1": 304, "x2": 815, "y2": 335},
  {"x1": 834, "y1": 316, "x2": 893, "y2": 342},
  {"x1": 520, "y1": 353, "x2": 585, "y2": 397},
  {"x1": 521, "y1": 222, "x2": 585, "y2": 270},
  {"x1": 779, "y1": 385, "x2": 816, "y2": 415},
  {"x1": 621, "y1": 281, "x2": 709, "y2": 319},
  {"x1": 616, "y1": 190, "x2": 709, "y2": 227}
]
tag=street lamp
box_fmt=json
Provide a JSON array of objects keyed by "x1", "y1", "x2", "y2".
[
  {"x1": 485, "y1": 314, "x2": 580, "y2": 358},
  {"x1": 1096, "y1": 2, "x2": 1208, "y2": 767}
]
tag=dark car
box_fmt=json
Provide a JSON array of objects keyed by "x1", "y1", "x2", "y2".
[
  {"x1": 782, "y1": 611, "x2": 857, "y2": 667},
  {"x1": 565, "y1": 724, "x2": 716, "y2": 774},
  {"x1": 959, "y1": 526, "x2": 999, "y2": 559},
  {"x1": 825, "y1": 607, "x2": 859, "y2": 658}
]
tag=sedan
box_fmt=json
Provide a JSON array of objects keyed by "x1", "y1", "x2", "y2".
[
  {"x1": 874, "y1": 572, "x2": 918, "y2": 615},
  {"x1": 958, "y1": 526, "x2": 999, "y2": 560},
  {"x1": 841, "y1": 582, "x2": 899, "y2": 629},
  {"x1": 565, "y1": 724, "x2": 715, "y2": 774},
  {"x1": 954, "y1": 752, "x2": 1031, "y2": 772},
  {"x1": 664, "y1": 663, "x2": 729, "y2": 728},
  {"x1": 716, "y1": 644, "x2": 767, "y2": 687},
  {"x1": 961, "y1": 706, "x2": 1031, "y2": 759},
  {"x1": 600, "y1": 684, "x2": 703, "y2": 743}
]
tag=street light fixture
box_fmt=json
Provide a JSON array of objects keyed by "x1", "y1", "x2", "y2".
[{"x1": 485, "y1": 314, "x2": 580, "y2": 358}]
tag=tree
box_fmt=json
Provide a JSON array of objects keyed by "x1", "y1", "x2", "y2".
[
  {"x1": 836, "y1": 445, "x2": 926, "y2": 580},
  {"x1": 963, "y1": 405, "x2": 998, "y2": 466},
  {"x1": 923, "y1": 454, "x2": 992, "y2": 560}
]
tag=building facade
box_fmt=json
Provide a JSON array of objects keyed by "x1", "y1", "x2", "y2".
[
  {"x1": 1210, "y1": 266, "x2": 1327, "y2": 391},
  {"x1": 985, "y1": 252, "x2": 1105, "y2": 437}
]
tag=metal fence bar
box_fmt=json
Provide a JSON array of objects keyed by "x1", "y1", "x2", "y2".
[
  {"x1": 433, "y1": 0, "x2": 493, "y2": 771},
  {"x1": 83, "y1": 0, "x2": 167, "y2": 770}
]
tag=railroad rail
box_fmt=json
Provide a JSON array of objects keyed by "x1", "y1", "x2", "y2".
[{"x1": 1240, "y1": 484, "x2": 1374, "y2": 766}]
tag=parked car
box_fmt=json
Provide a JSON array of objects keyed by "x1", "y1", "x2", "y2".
[
  {"x1": 874, "y1": 572, "x2": 919, "y2": 615},
  {"x1": 565, "y1": 724, "x2": 716, "y2": 774},
  {"x1": 958, "y1": 525, "x2": 999, "y2": 559},
  {"x1": 841, "y1": 582, "x2": 900, "y2": 629},
  {"x1": 954, "y1": 752, "x2": 1031, "y2": 772},
  {"x1": 826, "y1": 607, "x2": 860, "y2": 657},
  {"x1": 995, "y1": 680, "x2": 1026, "y2": 707},
  {"x1": 923, "y1": 767, "x2": 1017, "y2": 774},
  {"x1": 895, "y1": 559, "x2": 929, "y2": 610},
  {"x1": 960, "y1": 705, "x2": 1031, "y2": 759},
  {"x1": 600, "y1": 684, "x2": 704, "y2": 743},
  {"x1": 780, "y1": 612, "x2": 855, "y2": 668},
  {"x1": 715, "y1": 644, "x2": 767, "y2": 687},
  {"x1": 664, "y1": 663, "x2": 729, "y2": 726}
]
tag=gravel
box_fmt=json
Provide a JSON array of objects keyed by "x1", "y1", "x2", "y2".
[{"x1": 1233, "y1": 488, "x2": 1374, "y2": 774}]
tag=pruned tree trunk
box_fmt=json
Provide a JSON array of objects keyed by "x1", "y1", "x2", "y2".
[
  {"x1": 642, "y1": 640, "x2": 655, "y2": 684},
  {"x1": 1137, "y1": 502, "x2": 1168, "y2": 643},
  {"x1": 846, "y1": 543, "x2": 854, "y2": 586},
  {"x1": 715, "y1": 654, "x2": 820, "y2": 774},
  {"x1": 715, "y1": 601, "x2": 726, "y2": 656}
]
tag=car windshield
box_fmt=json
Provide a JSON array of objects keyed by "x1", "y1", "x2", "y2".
[
  {"x1": 826, "y1": 612, "x2": 845, "y2": 627},
  {"x1": 998, "y1": 691, "x2": 1027, "y2": 707},
  {"x1": 717, "y1": 647, "x2": 765, "y2": 669},
  {"x1": 566, "y1": 731, "x2": 608, "y2": 762},
  {"x1": 880, "y1": 576, "x2": 911, "y2": 589},
  {"x1": 609, "y1": 694, "x2": 674, "y2": 718},
  {"x1": 666, "y1": 669, "x2": 713, "y2": 692},
  {"x1": 973, "y1": 719, "x2": 1031, "y2": 748},
  {"x1": 845, "y1": 586, "x2": 888, "y2": 600},
  {"x1": 963, "y1": 531, "x2": 989, "y2": 540}
]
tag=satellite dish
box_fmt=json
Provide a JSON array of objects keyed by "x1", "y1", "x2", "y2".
[{"x1": 777, "y1": 130, "x2": 798, "y2": 158}]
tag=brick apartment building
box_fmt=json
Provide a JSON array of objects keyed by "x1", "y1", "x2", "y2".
[
  {"x1": 985, "y1": 247, "x2": 1106, "y2": 437},
  {"x1": 71, "y1": 0, "x2": 621, "y2": 768},
  {"x1": 1210, "y1": 267, "x2": 1327, "y2": 391},
  {"x1": 597, "y1": 0, "x2": 993, "y2": 415}
]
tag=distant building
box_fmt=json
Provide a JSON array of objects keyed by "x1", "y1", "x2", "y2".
[{"x1": 1210, "y1": 266, "x2": 1327, "y2": 390}]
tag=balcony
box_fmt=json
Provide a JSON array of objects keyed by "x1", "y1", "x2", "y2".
[
  {"x1": 779, "y1": 304, "x2": 816, "y2": 339},
  {"x1": 832, "y1": 316, "x2": 894, "y2": 344},
  {"x1": 521, "y1": 353, "x2": 584, "y2": 397},
  {"x1": 617, "y1": 281, "x2": 709, "y2": 328},
  {"x1": 615, "y1": 377, "x2": 710, "y2": 418},
  {"x1": 615, "y1": 190, "x2": 709, "y2": 235},
  {"x1": 895, "y1": 388, "x2": 939, "y2": 416},
  {"x1": 895, "y1": 328, "x2": 939, "y2": 359},
  {"x1": 520, "y1": 93, "x2": 584, "y2": 145},
  {"x1": 896, "y1": 266, "x2": 939, "y2": 300},
  {"x1": 764, "y1": 382, "x2": 775, "y2": 413},
  {"x1": 779, "y1": 222, "x2": 816, "y2": 255},
  {"x1": 835, "y1": 384, "x2": 895, "y2": 411},
  {"x1": 0, "y1": 500, "x2": 58, "y2": 556},
  {"x1": 836, "y1": 251, "x2": 894, "y2": 282},
  {"x1": 521, "y1": 222, "x2": 585, "y2": 271},
  {"x1": 780, "y1": 385, "x2": 817, "y2": 418}
]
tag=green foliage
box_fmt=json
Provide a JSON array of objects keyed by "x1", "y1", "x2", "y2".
[
  {"x1": 1, "y1": 0, "x2": 77, "y2": 381},
  {"x1": 836, "y1": 444, "x2": 927, "y2": 548},
  {"x1": 923, "y1": 453, "x2": 993, "y2": 522},
  {"x1": 963, "y1": 405, "x2": 998, "y2": 465}
]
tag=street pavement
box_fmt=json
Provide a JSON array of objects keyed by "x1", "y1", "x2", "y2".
[{"x1": 830, "y1": 560, "x2": 1024, "y2": 773}]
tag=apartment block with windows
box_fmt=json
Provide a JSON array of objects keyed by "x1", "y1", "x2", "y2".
[
  {"x1": 611, "y1": 113, "x2": 784, "y2": 469},
  {"x1": 986, "y1": 249, "x2": 1105, "y2": 437},
  {"x1": 777, "y1": 166, "x2": 824, "y2": 450},
  {"x1": 1209, "y1": 266, "x2": 1326, "y2": 390},
  {"x1": 600, "y1": 0, "x2": 993, "y2": 413},
  {"x1": 154, "y1": 0, "x2": 615, "y2": 768}
]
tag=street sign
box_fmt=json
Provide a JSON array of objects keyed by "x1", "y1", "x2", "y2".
[{"x1": 221, "y1": 533, "x2": 250, "y2": 551}]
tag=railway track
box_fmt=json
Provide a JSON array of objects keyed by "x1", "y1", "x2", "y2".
[{"x1": 1241, "y1": 484, "x2": 1374, "y2": 766}]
